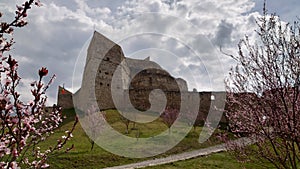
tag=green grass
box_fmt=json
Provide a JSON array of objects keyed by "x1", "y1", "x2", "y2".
[
  {"x1": 34, "y1": 108, "x2": 270, "y2": 168},
  {"x1": 144, "y1": 152, "x2": 276, "y2": 169}
]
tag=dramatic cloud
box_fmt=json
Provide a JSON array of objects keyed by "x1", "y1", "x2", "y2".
[{"x1": 0, "y1": 0, "x2": 298, "y2": 105}]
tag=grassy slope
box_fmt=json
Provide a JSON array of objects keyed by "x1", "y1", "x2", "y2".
[
  {"x1": 40, "y1": 109, "x2": 272, "y2": 169},
  {"x1": 144, "y1": 152, "x2": 276, "y2": 169}
]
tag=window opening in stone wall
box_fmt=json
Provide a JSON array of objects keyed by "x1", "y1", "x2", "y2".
[{"x1": 211, "y1": 95, "x2": 215, "y2": 101}]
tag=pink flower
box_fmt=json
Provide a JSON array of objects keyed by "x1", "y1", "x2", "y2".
[
  {"x1": 41, "y1": 163, "x2": 49, "y2": 168},
  {"x1": 38, "y1": 67, "x2": 48, "y2": 77},
  {"x1": 10, "y1": 161, "x2": 18, "y2": 169},
  {"x1": 12, "y1": 149, "x2": 18, "y2": 157}
]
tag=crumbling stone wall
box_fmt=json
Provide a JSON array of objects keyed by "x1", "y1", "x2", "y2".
[
  {"x1": 64, "y1": 31, "x2": 227, "y2": 123},
  {"x1": 127, "y1": 89, "x2": 227, "y2": 123}
]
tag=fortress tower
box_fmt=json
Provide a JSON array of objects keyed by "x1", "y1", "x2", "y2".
[
  {"x1": 74, "y1": 31, "x2": 188, "y2": 111},
  {"x1": 59, "y1": 31, "x2": 228, "y2": 124}
]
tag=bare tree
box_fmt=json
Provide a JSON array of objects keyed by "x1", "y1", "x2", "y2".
[
  {"x1": 119, "y1": 111, "x2": 132, "y2": 134},
  {"x1": 225, "y1": 3, "x2": 300, "y2": 169},
  {"x1": 81, "y1": 105, "x2": 106, "y2": 151},
  {"x1": 181, "y1": 110, "x2": 204, "y2": 131},
  {"x1": 161, "y1": 107, "x2": 179, "y2": 133}
]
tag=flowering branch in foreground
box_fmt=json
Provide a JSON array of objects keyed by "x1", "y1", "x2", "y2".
[{"x1": 0, "y1": 1, "x2": 77, "y2": 168}]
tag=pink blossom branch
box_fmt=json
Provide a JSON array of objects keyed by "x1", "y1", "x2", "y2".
[
  {"x1": 224, "y1": 3, "x2": 300, "y2": 168},
  {"x1": 0, "y1": 1, "x2": 77, "y2": 168}
]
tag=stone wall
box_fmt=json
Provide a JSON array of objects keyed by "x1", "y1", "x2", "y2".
[
  {"x1": 57, "y1": 86, "x2": 73, "y2": 109},
  {"x1": 127, "y1": 89, "x2": 227, "y2": 123},
  {"x1": 94, "y1": 44, "x2": 125, "y2": 110},
  {"x1": 130, "y1": 68, "x2": 181, "y2": 91},
  {"x1": 66, "y1": 31, "x2": 228, "y2": 124},
  {"x1": 74, "y1": 31, "x2": 125, "y2": 111}
]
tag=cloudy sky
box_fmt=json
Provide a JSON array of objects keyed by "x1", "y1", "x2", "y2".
[{"x1": 0, "y1": 0, "x2": 299, "y2": 105}]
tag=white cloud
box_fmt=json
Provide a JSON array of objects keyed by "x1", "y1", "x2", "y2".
[{"x1": 1, "y1": 0, "x2": 298, "y2": 105}]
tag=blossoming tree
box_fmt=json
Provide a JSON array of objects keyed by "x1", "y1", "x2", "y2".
[
  {"x1": 225, "y1": 4, "x2": 300, "y2": 169},
  {"x1": 161, "y1": 107, "x2": 179, "y2": 133},
  {"x1": 0, "y1": 1, "x2": 77, "y2": 168}
]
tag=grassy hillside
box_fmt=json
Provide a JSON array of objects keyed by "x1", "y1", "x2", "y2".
[
  {"x1": 144, "y1": 152, "x2": 276, "y2": 169},
  {"x1": 39, "y1": 108, "x2": 272, "y2": 169}
]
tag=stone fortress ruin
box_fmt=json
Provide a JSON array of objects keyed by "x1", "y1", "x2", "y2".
[{"x1": 57, "y1": 31, "x2": 227, "y2": 123}]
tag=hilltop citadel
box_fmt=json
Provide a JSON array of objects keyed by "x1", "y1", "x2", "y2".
[{"x1": 57, "y1": 31, "x2": 227, "y2": 123}]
